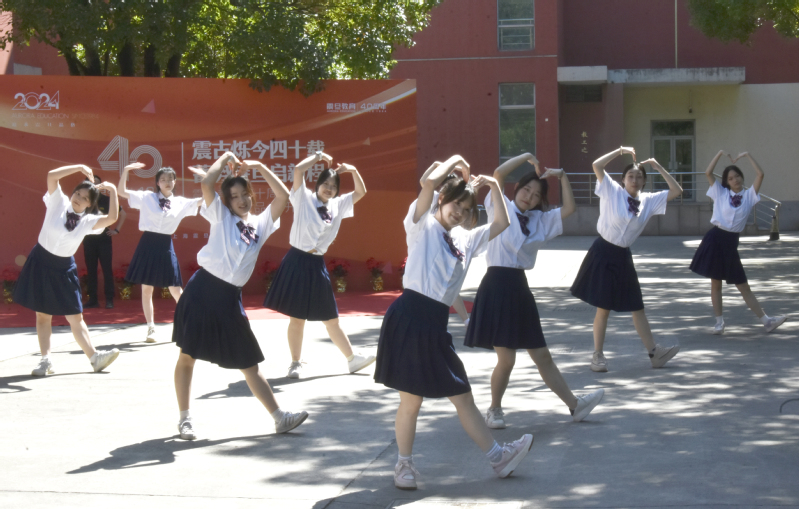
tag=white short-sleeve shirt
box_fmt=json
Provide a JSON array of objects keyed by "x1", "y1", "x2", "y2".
[
  {"x1": 402, "y1": 199, "x2": 491, "y2": 306},
  {"x1": 196, "y1": 194, "x2": 280, "y2": 287},
  {"x1": 595, "y1": 171, "x2": 669, "y2": 248},
  {"x1": 127, "y1": 190, "x2": 201, "y2": 235},
  {"x1": 707, "y1": 180, "x2": 760, "y2": 233},
  {"x1": 288, "y1": 180, "x2": 354, "y2": 255},
  {"x1": 484, "y1": 190, "x2": 563, "y2": 270},
  {"x1": 37, "y1": 184, "x2": 103, "y2": 257}
]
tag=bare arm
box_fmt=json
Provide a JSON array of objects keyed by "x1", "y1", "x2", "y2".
[
  {"x1": 118, "y1": 162, "x2": 144, "y2": 201},
  {"x1": 293, "y1": 152, "x2": 332, "y2": 192},
  {"x1": 493, "y1": 152, "x2": 539, "y2": 189},
  {"x1": 242, "y1": 160, "x2": 291, "y2": 222},
  {"x1": 414, "y1": 155, "x2": 470, "y2": 223},
  {"x1": 93, "y1": 183, "x2": 120, "y2": 230},
  {"x1": 419, "y1": 161, "x2": 442, "y2": 187},
  {"x1": 592, "y1": 147, "x2": 635, "y2": 183},
  {"x1": 705, "y1": 150, "x2": 725, "y2": 187},
  {"x1": 198, "y1": 152, "x2": 240, "y2": 207},
  {"x1": 47, "y1": 165, "x2": 93, "y2": 194},
  {"x1": 733, "y1": 152, "x2": 764, "y2": 194},
  {"x1": 335, "y1": 164, "x2": 367, "y2": 204},
  {"x1": 452, "y1": 296, "x2": 469, "y2": 322},
  {"x1": 108, "y1": 207, "x2": 127, "y2": 236},
  {"x1": 640, "y1": 158, "x2": 683, "y2": 201},
  {"x1": 540, "y1": 168, "x2": 576, "y2": 219},
  {"x1": 472, "y1": 175, "x2": 509, "y2": 240}
]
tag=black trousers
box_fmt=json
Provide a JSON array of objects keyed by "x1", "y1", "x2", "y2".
[{"x1": 83, "y1": 234, "x2": 114, "y2": 303}]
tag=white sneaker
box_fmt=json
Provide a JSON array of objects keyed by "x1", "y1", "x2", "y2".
[
  {"x1": 491, "y1": 434, "x2": 534, "y2": 478},
  {"x1": 650, "y1": 344, "x2": 679, "y2": 368},
  {"x1": 145, "y1": 325, "x2": 157, "y2": 343},
  {"x1": 485, "y1": 407, "x2": 507, "y2": 429},
  {"x1": 275, "y1": 410, "x2": 309, "y2": 433},
  {"x1": 31, "y1": 357, "x2": 54, "y2": 377},
  {"x1": 91, "y1": 349, "x2": 120, "y2": 372},
  {"x1": 348, "y1": 352, "x2": 376, "y2": 373},
  {"x1": 287, "y1": 360, "x2": 304, "y2": 379},
  {"x1": 572, "y1": 389, "x2": 604, "y2": 422},
  {"x1": 394, "y1": 458, "x2": 420, "y2": 490},
  {"x1": 712, "y1": 322, "x2": 725, "y2": 335},
  {"x1": 764, "y1": 315, "x2": 787, "y2": 333},
  {"x1": 178, "y1": 418, "x2": 196, "y2": 440},
  {"x1": 590, "y1": 351, "x2": 608, "y2": 372}
]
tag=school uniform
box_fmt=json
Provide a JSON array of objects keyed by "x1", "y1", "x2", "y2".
[
  {"x1": 374, "y1": 198, "x2": 491, "y2": 398},
  {"x1": 263, "y1": 179, "x2": 354, "y2": 321},
  {"x1": 465, "y1": 190, "x2": 563, "y2": 350},
  {"x1": 690, "y1": 181, "x2": 759, "y2": 285},
  {"x1": 125, "y1": 190, "x2": 201, "y2": 287},
  {"x1": 570, "y1": 171, "x2": 669, "y2": 312},
  {"x1": 14, "y1": 184, "x2": 103, "y2": 316},
  {"x1": 172, "y1": 194, "x2": 279, "y2": 369}
]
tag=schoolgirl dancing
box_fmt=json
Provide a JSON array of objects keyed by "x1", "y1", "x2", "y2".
[
  {"x1": 118, "y1": 162, "x2": 202, "y2": 342},
  {"x1": 264, "y1": 151, "x2": 374, "y2": 378},
  {"x1": 173, "y1": 153, "x2": 308, "y2": 440},
  {"x1": 15, "y1": 165, "x2": 121, "y2": 376},
  {"x1": 464, "y1": 153, "x2": 604, "y2": 428},
  {"x1": 689, "y1": 150, "x2": 787, "y2": 334},
  {"x1": 374, "y1": 155, "x2": 533, "y2": 490},
  {"x1": 570, "y1": 147, "x2": 683, "y2": 372}
]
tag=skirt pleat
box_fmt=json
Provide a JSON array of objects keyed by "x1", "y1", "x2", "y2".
[
  {"x1": 689, "y1": 226, "x2": 747, "y2": 285},
  {"x1": 13, "y1": 243, "x2": 83, "y2": 316},
  {"x1": 263, "y1": 247, "x2": 338, "y2": 321},
  {"x1": 125, "y1": 231, "x2": 183, "y2": 287},
  {"x1": 374, "y1": 289, "x2": 471, "y2": 398},
  {"x1": 172, "y1": 268, "x2": 264, "y2": 369},
  {"x1": 570, "y1": 237, "x2": 644, "y2": 312},
  {"x1": 464, "y1": 267, "x2": 546, "y2": 350}
]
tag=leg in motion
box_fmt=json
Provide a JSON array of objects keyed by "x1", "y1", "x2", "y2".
[
  {"x1": 632, "y1": 310, "x2": 679, "y2": 368},
  {"x1": 168, "y1": 286, "x2": 183, "y2": 303},
  {"x1": 32, "y1": 312, "x2": 55, "y2": 376},
  {"x1": 395, "y1": 391, "x2": 423, "y2": 489},
  {"x1": 711, "y1": 279, "x2": 725, "y2": 334},
  {"x1": 174, "y1": 351, "x2": 197, "y2": 440},
  {"x1": 530, "y1": 347, "x2": 604, "y2": 421},
  {"x1": 737, "y1": 283, "x2": 787, "y2": 332},
  {"x1": 66, "y1": 313, "x2": 120, "y2": 372},
  {"x1": 324, "y1": 317, "x2": 375, "y2": 373},
  {"x1": 591, "y1": 308, "x2": 611, "y2": 372},
  {"x1": 142, "y1": 285, "x2": 157, "y2": 342},
  {"x1": 286, "y1": 317, "x2": 306, "y2": 378},
  {"x1": 486, "y1": 347, "x2": 516, "y2": 429}
]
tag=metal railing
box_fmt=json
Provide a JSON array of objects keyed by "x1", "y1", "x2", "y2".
[
  {"x1": 498, "y1": 18, "x2": 534, "y2": 50},
  {"x1": 570, "y1": 171, "x2": 781, "y2": 233}
]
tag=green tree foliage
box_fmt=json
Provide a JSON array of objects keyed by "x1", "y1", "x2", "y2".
[
  {"x1": 0, "y1": 0, "x2": 441, "y2": 94},
  {"x1": 687, "y1": 0, "x2": 799, "y2": 44}
]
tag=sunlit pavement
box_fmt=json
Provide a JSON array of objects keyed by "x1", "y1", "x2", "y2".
[{"x1": 2, "y1": 234, "x2": 798, "y2": 509}]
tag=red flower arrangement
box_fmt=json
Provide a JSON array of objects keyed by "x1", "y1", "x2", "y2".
[
  {"x1": 327, "y1": 258, "x2": 350, "y2": 278},
  {"x1": 366, "y1": 258, "x2": 384, "y2": 278},
  {"x1": 2, "y1": 267, "x2": 20, "y2": 292},
  {"x1": 260, "y1": 260, "x2": 278, "y2": 280},
  {"x1": 113, "y1": 264, "x2": 131, "y2": 285}
]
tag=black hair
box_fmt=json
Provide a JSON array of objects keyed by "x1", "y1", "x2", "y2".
[
  {"x1": 315, "y1": 168, "x2": 341, "y2": 198},
  {"x1": 154, "y1": 167, "x2": 177, "y2": 194},
  {"x1": 513, "y1": 171, "x2": 549, "y2": 211},
  {"x1": 433, "y1": 174, "x2": 479, "y2": 229},
  {"x1": 621, "y1": 163, "x2": 647, "y2": 192},
  {"x1": 220, "y1": 175, "x2": 255, "y2": 214},
  {"x1": 73, "y1": 181, "x2": 100, "y2": 214},
  {"x1": 721, "y1": 165, "x2": 745, "y2": 189}
]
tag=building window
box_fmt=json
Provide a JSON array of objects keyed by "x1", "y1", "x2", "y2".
[
  {"x1": 499, "y1": 83, "x2": 535, "y2": 182},
  {"x1": 651, "y1": 120, "x2": 695, "y2": 201},
  {"x1": 498, "y1": 0, "x2": 534, "y2": 51},
  {"x1": 563, "y1": 85, "x2": 603, "y2": 103}
]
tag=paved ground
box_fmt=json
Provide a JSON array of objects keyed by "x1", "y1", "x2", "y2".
[{"x1": 2, "y1": 234, "x2": 798, "y2": 509}]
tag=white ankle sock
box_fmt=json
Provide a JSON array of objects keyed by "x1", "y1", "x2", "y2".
[
  {"x1": 761, "y1": 314, "x2": 770, "y2": 325},
  {"x1": 271, "y1": 408, "x2": 285, "y2": 422},
  {"x1": 346, "y1": 354, "x2": 355, "y2": 362},
  {"x1": 397, "y1": 453, "x2": 412, "y2": 464},
  {"x1": 486, "y1": 441, "x2": 503, "y2": 463},
  {"x1": 147, "y1": 322, "x2": 155, "y2": 328},
  {"x1": 180, "y1": 410, "x2": 191, "y2": 421},
  {"x1": 715, "y1": 315, "x2": 724, "y2": 325}
]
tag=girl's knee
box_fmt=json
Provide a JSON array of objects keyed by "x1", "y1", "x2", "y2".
[
  {"x1": 65, "y1": 313, "x2": 84, "y2": 326},
  {"x1": 529, "y1": 347, "x2": 552, "y2": 366},
  {"x1": 35, "y1": 312, "x2": 51, "y2": 324}
]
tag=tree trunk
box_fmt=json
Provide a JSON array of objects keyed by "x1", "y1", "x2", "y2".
[
  {"x1": 84, "y1": 46, "x2": 103, "y2": 76},
  {"x1": 62, "y1": 50, "x2": 83, "y2": 76},
  {"x1": 165, "y1": 53, "x2": 182, "y2": 77},
  {"x1": 118, "y1": 42, "x2": 136, "y2": 76},
  {"x1": 143, "y1": 45, "x2": 161, "y2": 77}
]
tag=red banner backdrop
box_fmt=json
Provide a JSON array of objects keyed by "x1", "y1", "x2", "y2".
[{"x1": 0, "y1": 76, "x2": 417, "y2": 294}]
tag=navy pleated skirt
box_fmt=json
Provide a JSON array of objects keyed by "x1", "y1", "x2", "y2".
[
  {"x1": 126, "y1": 231, "x2": 183, "y2": 287},
  {"x1": 14, "y1": 243, "x2": 83, "y2": 316},
  {"x1": 374, "y1": 289, "x2": 471, "y2": 398},
  {"x1": 570, "y1": 237, "x2": 644, "y2": 312},
  {"x1": 689, "y1": 226, "x2": 747, "y2": 285},
  {"x1": 464, "y1": 267, "x2": 546, "y2": 350},
  {"x1": 173, "y1": 268, "x2": 264, "y2": 369},
  {"x1": 263, "y1": 247, "x2": 338, "y2": 321}
]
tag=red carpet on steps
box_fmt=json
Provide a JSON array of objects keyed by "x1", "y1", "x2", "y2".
[{"x1": 0, "y1": 291, "x2": 473, "y2": 328}]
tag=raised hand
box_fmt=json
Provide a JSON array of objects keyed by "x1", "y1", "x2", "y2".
[
  {"x1": 334, "y1": 163, "x2": 356, "y2": 174},
  {"x1": 540, "y1": 167, "x2": 564, "y2": 179},
  {"x1": 78, "y1": 164, "x2": 94, "y2": 181},
  {"x1": 453, "y1": 160, "x2": 470, "y2": 181},
  {"x1": 95, "y1": 181, "x2": 117, "y2": 192},
  {"x1": 619, "y1": 146, "x2": 636, "y2": 162},
  {"x1": 470, "y1": 174, "x2": 497, "y2": 189},
  {"x1": 187, "y1": 166, "x2": 208, "y2": 178},
  {"x1": 315, "y1": 151, "x2": 333, "y2": 166},
  {"x1": 732, "y1": 152, "x2": 749, "y2": 164}
]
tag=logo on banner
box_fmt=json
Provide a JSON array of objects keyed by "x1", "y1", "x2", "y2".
[
  {"x1": 13, "y1": 91, "x2": 60, "y2": 110},
  {"x1": 326, "y1": 102, "x2": 386, "y2": 113},
  {"x1": 98, "y1": 135, "x2": 163, "y2": 178}
]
